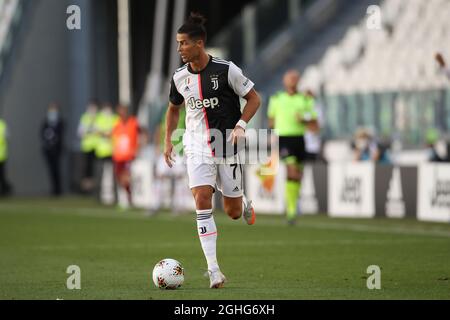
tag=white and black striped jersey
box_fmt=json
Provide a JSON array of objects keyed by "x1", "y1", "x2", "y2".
[{"x1": 169, "y1": 56, "x2": 254, "y2": 158}]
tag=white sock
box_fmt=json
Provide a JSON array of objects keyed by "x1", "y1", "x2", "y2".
[
  {"x1": 196, "y1": 209, "x2": 219, "y2": 272},
  {"x1": 241, "y1": 195, "x2": 246, "y2": 216}
]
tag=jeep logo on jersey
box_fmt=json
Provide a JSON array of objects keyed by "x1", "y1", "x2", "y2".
[
  {"x1": 211, "y1": 76, "x2": 219, "y2": 90},
  {"x1": 187, "y1": 97, "x2": 219, "y2": 110}
]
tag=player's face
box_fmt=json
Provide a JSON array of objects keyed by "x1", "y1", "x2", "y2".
[{"x1": 176, "y1": 33, "x2": 202, "y2": 63}]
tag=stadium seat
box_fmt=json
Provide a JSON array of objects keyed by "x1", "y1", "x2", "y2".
[{"x1": 306, "y1": 0, "x2": 450, "y2": 94}]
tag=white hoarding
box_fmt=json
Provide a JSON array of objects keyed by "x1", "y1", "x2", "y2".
[
  {"x1": 418, "y1": 163, "x2": 450, "y2": 223},
  {"x1": 328, "y1": 162, "x2": 375, "y2": 218}
]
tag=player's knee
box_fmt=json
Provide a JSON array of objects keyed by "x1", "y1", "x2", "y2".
[
  {"x1": 194, "y1": 192, "x2": 212, "y2": 209},
  {"x1": 225, "y1": 207, "x2": 242, "y2": 220}
]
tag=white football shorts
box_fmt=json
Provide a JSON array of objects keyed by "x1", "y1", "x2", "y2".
[{"x1": 186, "y1": 153, "x2": 244, "y2": 198}]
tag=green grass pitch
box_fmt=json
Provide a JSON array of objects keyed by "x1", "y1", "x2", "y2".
[{"x1": 0, "y1": 197, "x2": 449, "y2": 300}]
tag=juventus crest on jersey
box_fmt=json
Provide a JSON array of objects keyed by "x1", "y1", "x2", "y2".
[{"x1": 170, "y1": 56, "x2": 254, "y2": 158}]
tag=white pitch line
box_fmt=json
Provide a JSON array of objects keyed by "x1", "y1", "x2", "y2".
[
  {"x1": 1, "y1": 204, "x2": 450, "y2": 238},
  {"x1": 28, "y1": 238, "x2": 429, "y2": 252},
  {"x1": 296, "y1": 222, "x2": 450, "y2": 239}
]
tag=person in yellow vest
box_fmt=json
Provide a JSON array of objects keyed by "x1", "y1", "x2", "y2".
[
  {"x1": 77, "y1": 101, "x2": 99, "y2": 193},
  {"x1": 94, "y1": 103, "x2": 119, "y2": 202},
  {"x1": 0, "y1": 117, "x2": 12, "y2": 196},
  {"x1": 94, "y1": 103, "x2": 119, "y2": 161}
]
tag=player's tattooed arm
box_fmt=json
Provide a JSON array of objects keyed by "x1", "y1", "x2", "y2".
[
  {"x1": 240, "y1": 89, "x2": 261, "y2": 125},
  {"x1": 229, "y1": 89, "x2": 261, "y2": 145}
]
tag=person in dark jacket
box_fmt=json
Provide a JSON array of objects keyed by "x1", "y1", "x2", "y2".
[{"x1": 41, "y1": 103, "x2": 64, "y2": 196}]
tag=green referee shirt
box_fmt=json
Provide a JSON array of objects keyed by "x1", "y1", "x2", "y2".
[{"x1": 267, "y1": 91, "x2": 317, "y2": 137}]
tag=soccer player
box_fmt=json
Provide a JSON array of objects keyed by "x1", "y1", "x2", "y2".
[
  {"x1": 164, "y1": 13, "x2": 261, "y2": 289},
  {"x1": 267, "y1": 70, "x2": 318, "y2": 225},
  {"x1": 112, "y1": 105, "x2": 140, "y2": 209}
]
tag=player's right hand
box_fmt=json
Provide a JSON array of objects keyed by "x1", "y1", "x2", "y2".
[{"x1": 164, "y1": 143, "x2": 174, "y2": 168}]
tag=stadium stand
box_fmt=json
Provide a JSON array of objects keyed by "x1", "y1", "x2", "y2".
[
  {"x1": 301, "y1": 0, "x2": 450, "y2": 94},
  {"x1": 0, "y1": 0, "x2": 21, "y2": 83}
]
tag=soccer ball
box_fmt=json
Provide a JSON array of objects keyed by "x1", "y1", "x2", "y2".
[{"x1": 152, "y1": 258, "x2": 185, "y2": 289}]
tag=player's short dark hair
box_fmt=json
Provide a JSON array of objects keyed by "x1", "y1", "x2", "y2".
[{"x1": 178, "y1": 12, "x2": 207, "y2": 43}]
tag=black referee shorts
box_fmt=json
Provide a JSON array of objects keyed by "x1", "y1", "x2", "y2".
[{"x1": 278, "y1": 136, "x2": 306, "y2": 164}]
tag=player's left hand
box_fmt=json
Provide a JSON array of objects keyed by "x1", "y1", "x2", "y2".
[{"x1": 228, "y1": 126, "x2": 246, "y2": 146}]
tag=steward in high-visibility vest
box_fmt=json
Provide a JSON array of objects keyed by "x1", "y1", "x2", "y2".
[
  {"x1": 0, "y1": 119, "x2": 7, "y2": 163},
  {"x1": 78, "y1": 103, "x2": 99, "y2": 192},
  {"x1": 78, "y1": 105, "x2": 99, "y2": 154},
  {"x1": 95, "y1": 105, "x2": 119, "y2": 159},
  {"x1": 0, "y1": 117, "x2": 12, "y2": 196}
]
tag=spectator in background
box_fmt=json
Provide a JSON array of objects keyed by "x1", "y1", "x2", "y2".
[
  {"x1": 77, "y1": 101, "x2": 99, "y2": 193},
  {"x1": 377, "y1": 135, "x2": 392, "y2": 164},
  {"x1": 41, "y1": 103, "x2": 64, "y2": 196},
  {"x1": 0, "y1": 116, "x2": 12, "y2": 196},
  {"x1": 426, "y1": 128, "x2": 450, "y2": 162},
  {"x1": 352, "y1": 127, "x2": 380, "y2": 162},
  {"x1": 112, "y1": 105, "x2": 140, "y2": 209},
  {"x1": 435, "y1": 52, "x2": 450, "y2": 80}
]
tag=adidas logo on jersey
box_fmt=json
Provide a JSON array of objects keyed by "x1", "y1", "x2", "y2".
[
  {"x1": 187, "y1": 97, "x2": 219, "y2": 110},
  {"x1": 184, "y1": 86, "x2": 191, "y2": 92},
  {"x1": 233, "y1": 186, "x2": 240, "y2": 192}
]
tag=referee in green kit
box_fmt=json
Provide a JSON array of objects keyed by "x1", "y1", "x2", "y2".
[{"x1": 267, "y1": 70, "x2": 318, "y2": 225}]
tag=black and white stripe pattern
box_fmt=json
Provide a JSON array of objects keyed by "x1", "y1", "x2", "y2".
[
  {"x1": 197, "y1": 210, "x2": 213, "y2": 221},
  {"x1": 175, "y1": 63, "x2": 188, "y2": 74},
  {"x1": 212, "y1": 58, "x2": 230, "y2": 66},
  {"x1": 169, "y1": 56, "x2": 255, "y2": 158}
]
